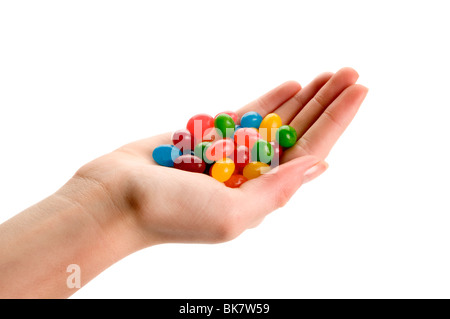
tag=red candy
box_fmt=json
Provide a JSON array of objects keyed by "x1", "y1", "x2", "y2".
[
  {"x1": 224, "y1": 174, "x2": 248, "y2": 188},
  {"x1": 215, "y1": 111, "x2": 239, "y2": 125},
  {"x1": 232, "y1": 145, "x2": 250, "y2": 174},
  {"x1": 205, "y1": 138, "x2": 234, "y2": 162},
  {"x1": 173, "y1": 155, "x2": 206, "y2": 173},
  {"x1": 172, "y1": 129, "x2": 195, "y2": 152},
  {"x1": 202, "y1": 127, "x2": 223, "y2": 142},
  {"x1": 234, "y1": 127, "x2": 261, "y2": 150},
  {"x1": 186, "y1": 114, "x2": 214, "y2": 140}
]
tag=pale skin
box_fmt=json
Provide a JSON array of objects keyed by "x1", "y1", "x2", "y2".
[{"x1": 0, "y1": 67, "x2": 368, "y2": 298}]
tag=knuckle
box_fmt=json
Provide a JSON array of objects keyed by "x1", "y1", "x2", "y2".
[
  {"x1": 296, "y1": 135, "x2": 314, "y2": 155},
  {"x1": 312, "y1": 92, "x2": 327, "y2": 109},
  {"x1": 322, "y1": 109, "x2": 344, "y2": 130},
  {"x1": 292, "y1": 91, "x2": 305, "y2": 106}
]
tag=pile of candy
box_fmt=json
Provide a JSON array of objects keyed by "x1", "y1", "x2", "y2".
[{"x1": 152, "y1": 111, "x2": 297, "y2": 188}]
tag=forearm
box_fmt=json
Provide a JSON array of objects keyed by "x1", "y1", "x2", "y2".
[{"x1": 0, "y1": 176, "x2": 142, "y2": 298}]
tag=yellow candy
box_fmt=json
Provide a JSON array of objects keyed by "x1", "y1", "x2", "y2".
[
  {"x1": 211, "y1": 158, "x2": 235, "y2": 182},
  {"x1": 243, "y1": 161, "x2": 271, "y2": 180},
  {"x1": 259, "y1": 113, "x2": 282, "y2": 142}
]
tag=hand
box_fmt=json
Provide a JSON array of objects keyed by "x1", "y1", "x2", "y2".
[
  {"x1": 72, "y1": 67, "x2": 368, "y2": 247},
  {"x1": 0, "y1": 67, "x2": 367, "y2": 298}
]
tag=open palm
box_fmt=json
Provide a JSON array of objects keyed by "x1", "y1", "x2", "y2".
[{"x1": 75, "y1": 67, "x2": 368, "y2": 246}]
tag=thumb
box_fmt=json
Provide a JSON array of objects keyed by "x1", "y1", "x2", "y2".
[{"x1": 238, "y1": 155, "x2": 328, "y2": 219}]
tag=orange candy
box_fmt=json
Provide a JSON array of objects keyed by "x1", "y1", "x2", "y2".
[{"x1": 243, "y1": 161, "x2": 271, "y2": 180}]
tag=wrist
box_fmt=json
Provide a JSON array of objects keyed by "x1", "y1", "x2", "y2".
[
  {"x1": 57, "y1": 174, "x2": 148, "y2": 257},
  {"x1": 0, "y1": 174, "x2": 146, "y2": 298}
]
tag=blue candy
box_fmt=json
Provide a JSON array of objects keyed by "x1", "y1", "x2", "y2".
[
  {"x1": 152, "y1": 144, "x2": 182, "y2": 167},
  {"x1": 240, "y1": 111, "x2": 262, "y2": 129}
]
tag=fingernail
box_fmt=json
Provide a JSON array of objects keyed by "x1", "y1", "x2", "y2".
[{"x1": 303, "y1": 161, "x2": 328, "y2": 184}]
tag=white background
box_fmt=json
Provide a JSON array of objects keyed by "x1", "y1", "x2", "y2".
[{"x1": 1, "y1": 1, "x2": 449, "y2": 298}]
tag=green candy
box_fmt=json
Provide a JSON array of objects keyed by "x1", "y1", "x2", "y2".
[
  {"x1": 214, "y1": 114, "x2": 235, "y2": 138},
  {"x1": 251, "y1": 139, "x2": 274, "y2": 164},
  {"x1": 276, "y1": 125, "x2": 297, "y2": 148},
  {"x1": 194, "y1": 142, "x2": 214, "y2": 164}
]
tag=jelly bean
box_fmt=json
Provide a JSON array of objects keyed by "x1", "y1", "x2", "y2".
[
  {"x1": 243, "y1": 161, "x2": 271, "y2": 180},
  {"x1": 251, "y1": 139, "x2": 274, "y2": 164},
  {"x1": 276, "y1": 125, "x2": 297, "y2": 148},
  {"x1": 240, "y1": 111, "x2": 263, "y2": 129},
  {"x1": 259, "y1": 113, "x2": 282, "y2": 142},
  {"x1": 230, "y1": 125, "x2": 241, "y2": 141},
  {"x1": 208, "y1": 162, "x2": 214, "y2": 176},
  {"x1": 152, "y1": 144, "x2": 182, "y2": 167},
  {"x1": 204, "y1": 162, "x2": 214, "y2": 175},
  {"x1": 172, "y1": 129, "x2": 195, "y2": 153},
  {"x1": 234, "y1": 127, "x2": 261, "y2": 150},
  {"x1": 269, "y1": 141, "x2": 283, "y2": 166},
  {"x1": 205, "y1": 138, "x2": 234, "y2": 162},
  {"x1": 173, "y1": 155, "x2": 206, "y2": 173},
  {"x1": 211, "y1": 158, "x2": 235, "y2": 182},
  {"x1": 215, "y1": 111, "x2": 239, "y2": 125},
  {"x1": 214, "y1": 113, "x2": 235, "y2": 138},
  {"x1": 194, "y1": 141, "x2": 214, "y2": 164},
  {"x1": 232, "y1": 145, "x2": 250, "y2": 173},
  {"x1": 186, "y1": 114, "x2": 214, "y2": 140},
  {"x1": 202, "y1": 127, "x2": 223, "y2": 142},
  {"x1": 224, "y1": 174, "x2": 248, "y2": 188}
]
